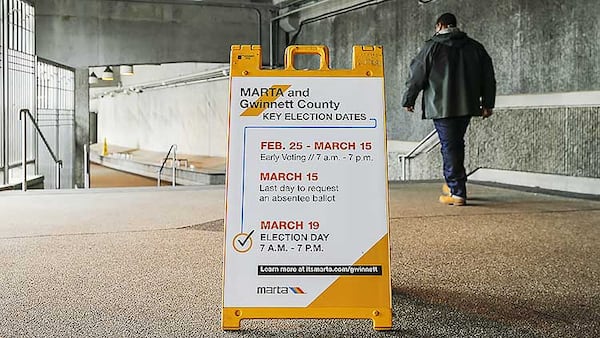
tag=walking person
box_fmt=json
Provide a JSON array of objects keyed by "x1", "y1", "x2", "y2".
[{"x1": 402, "y1": 13, "x2": 496, "y2": 206}]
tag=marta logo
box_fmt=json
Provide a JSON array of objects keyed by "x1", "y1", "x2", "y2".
[{"x1": 256, "y1": 286, "x2": 305, "y2": 295}]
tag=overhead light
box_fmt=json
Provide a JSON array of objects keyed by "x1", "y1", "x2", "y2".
[
  {"x1": 120, "y1": 65, "x2": 134, "y2": 76},
  {"x1": 89, "y1": 72, "x2": 98, "y2": 84},
  {"x1": 102, "y1": 66, "x2": 114, "y2": 81}
]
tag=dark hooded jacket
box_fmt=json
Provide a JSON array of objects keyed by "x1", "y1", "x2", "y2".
[{"x1": 402, "y1": 29, "x2": 496, "y2": 119}]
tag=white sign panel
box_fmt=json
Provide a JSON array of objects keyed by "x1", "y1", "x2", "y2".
[{"x1": 224, "y1": 76, "x2": 388, "y2": 307}]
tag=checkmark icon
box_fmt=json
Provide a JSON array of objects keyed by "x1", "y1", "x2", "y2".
[
  {"x1": 233, "y1": 230, "x2": 254, "y2": 253},
  {"x1": 238, "y1": 230, "x2": 255, "y2": 247}
]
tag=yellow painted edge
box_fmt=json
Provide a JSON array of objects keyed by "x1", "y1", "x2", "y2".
[
  {"x1": 308, "y1": 235, "x2": 391, "y2": 308},
  {"x1": 221, "y1": 46, "x2": 237, "y2": 320}
]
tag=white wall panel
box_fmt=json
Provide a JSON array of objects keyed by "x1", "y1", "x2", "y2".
[{"x1": 95, "y1": 64, "x2": 229, "y2": 158}]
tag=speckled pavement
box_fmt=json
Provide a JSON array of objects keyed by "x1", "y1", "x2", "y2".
[{"x1": 0, "y1": 183, "x2": 598, "y2": 337}]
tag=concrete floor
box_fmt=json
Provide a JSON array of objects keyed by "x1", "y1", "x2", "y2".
[{"x1": 0, "y1": 183, "x2": 598, "y2": 337}]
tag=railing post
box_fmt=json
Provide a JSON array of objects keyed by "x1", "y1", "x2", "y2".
[
  {"x1": 55, "y1": 161, "x2": 61, "y2": 189},
  {"x1": 84, "y1": 144, "x2": 90, "y2": 188},
  {"x1": 21, "y1": 109, "x2": 27, "y2": 191},
  {"x1": 157, "y1": 144, "x2": 177, "y2": 187},
  {"x1": 398, "y1": 129, "x2": 440, "y2": 182},
  {"x1": 401, "y1": 156, "x2": 406, "y2": 181},
  {"x1": 172, "y1": 145, "x2": 177, "y2": 187}
]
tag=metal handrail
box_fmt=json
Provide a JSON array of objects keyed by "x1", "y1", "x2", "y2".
[
  {"x1": 399, "y1": 129, "x2": 439, "y2": 181},
  {"x1": 157, "y1": 144, "x2": 177, "y2": 187},
  {"x1": 20, "y1": 109, "x2": 63, "y2": 191}
]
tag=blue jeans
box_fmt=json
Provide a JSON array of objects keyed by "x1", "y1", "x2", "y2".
[{"x1": 433, "y1": 116, "x2": 471, "y2": 199}]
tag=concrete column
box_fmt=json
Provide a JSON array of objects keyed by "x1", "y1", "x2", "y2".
[
  {"x1": 74, "y1": 68, "x2": 89, "y2": 188},
  {"x1": 2, "y1": 0, "x2": 8, "y2": 184}
]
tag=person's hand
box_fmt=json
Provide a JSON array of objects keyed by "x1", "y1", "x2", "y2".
[
  {"x1": 405, "y1": 106, "x2": 414, "y2": 112},
  {"x1": 482, "y1": 108, "x2": 493, "y2": 119}
]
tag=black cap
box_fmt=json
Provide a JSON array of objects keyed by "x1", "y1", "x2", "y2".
[{"x1": 436, "y1": 13, "x2": 457, "y2": 27}]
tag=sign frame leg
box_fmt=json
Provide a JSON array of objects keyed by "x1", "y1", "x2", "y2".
[{"x1": 223, "y1": 307, "x2": 392, "y2": 331}]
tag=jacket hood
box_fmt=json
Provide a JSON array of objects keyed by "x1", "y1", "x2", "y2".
[{"x1": 430, "y1": 31, "x2": 468, "y2": 47}]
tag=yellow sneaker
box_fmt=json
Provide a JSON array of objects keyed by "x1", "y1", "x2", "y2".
[
  {"x1": 439, "y1": 194, "x2": 466, "y2": 206},
  {"x1": 442, "y1": 183, "x2": 451, "y2": 196}
]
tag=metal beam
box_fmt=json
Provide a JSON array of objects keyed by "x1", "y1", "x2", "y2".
[
  {"x1": 101, "y1": 0, "x2": 275, "y2": 9},
  {"x1": 275, "y1": 0, "x2": 318, "y2": 9}
]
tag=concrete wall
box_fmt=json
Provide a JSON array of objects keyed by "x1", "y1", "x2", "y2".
[
  {"x1": 468, "y1": 107, "x2": 599, "y2": 178},
  {"x1": 74, "y1": 68, "x2": 90, "y2": 188},
  {"x1": 389, "y1": 107, "x2": 600, "y2": 181},
  {"x1": 288, "y1": 0, "x2": 600, "y2": 180},
  {"x1": 36, "y1": 0, "x2": 269, "y2": 67},
  {"x1": 291, "y1": 0, "x2": 600, "y2": 141}
]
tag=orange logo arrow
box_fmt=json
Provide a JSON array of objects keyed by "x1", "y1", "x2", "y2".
[{"x1": 240, "y1": 84, "x2": 291, "y2": 116}]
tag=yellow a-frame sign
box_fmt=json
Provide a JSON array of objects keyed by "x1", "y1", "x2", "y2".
[{"x1": 222, "y1": 45, "x2": 391, "y2": 331}]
